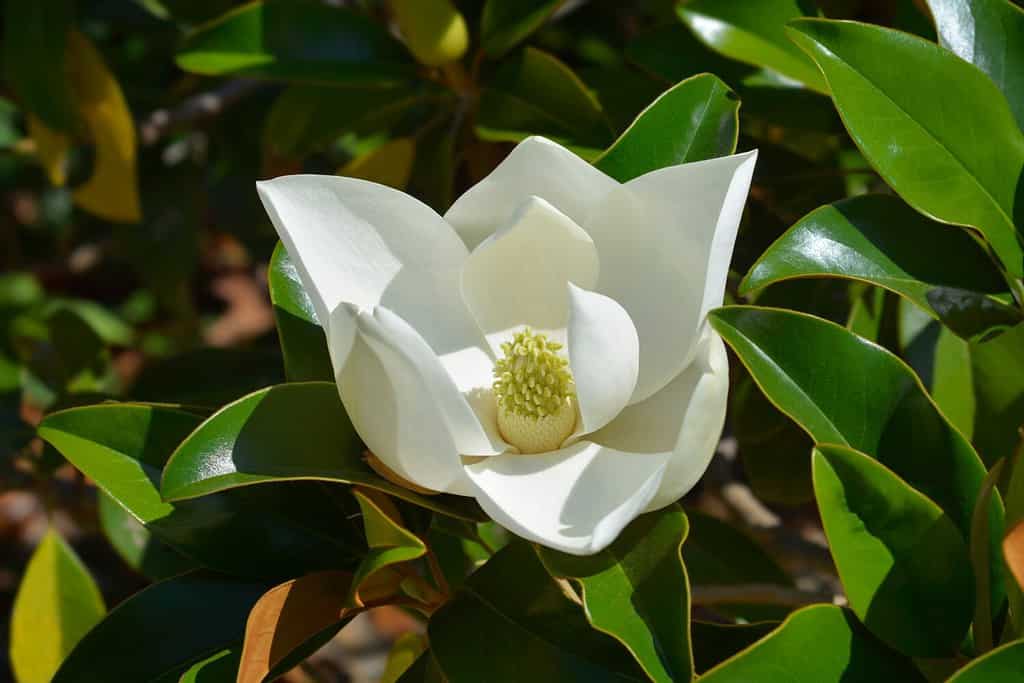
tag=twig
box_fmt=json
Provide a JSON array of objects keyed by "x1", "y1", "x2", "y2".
[
  {"x1": 138, "y1": 79, "x2": 266, "y2": 145},
  {"x1": 692, "y1": 583, "x2": 838, "y2": 608}
]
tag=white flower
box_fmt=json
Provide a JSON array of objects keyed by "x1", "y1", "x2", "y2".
[{"x1": 257, "y1": 136, "x2": 757, "y2": 555}]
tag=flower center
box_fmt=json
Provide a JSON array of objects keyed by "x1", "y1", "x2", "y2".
[{"x1": 492, "y1": 328, "x2": 576, "y2": 454}]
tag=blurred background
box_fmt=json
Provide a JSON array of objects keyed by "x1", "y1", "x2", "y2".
[{"x1": 2, "y1": 0, "x2": 1018, "y2": 680}]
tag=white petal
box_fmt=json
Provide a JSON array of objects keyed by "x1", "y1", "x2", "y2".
[
  {"x1": 566, "y1": 284, "x2": 639, "y2": 439},
  {"x1": 584, "y1": 151, "x2": 756, "y2": 403},
  {"x1": 338, "y1": 307, "x2": 507, "y2": 495},
  {"x1": 445, "y1": 136, "x2": 618, "y2": 250},
  {"x1": 461, "y1": 196, "x2": 599, "y2": 350},
  {"x1": 589, "y1": 327, "x2": 729, "y2": 511},
  {"x1": 258, "y1": 175, "x2": 496, "y2": 392},
  {"x1": 464, "y1": 441, "x2": 669, "y2": 555}
]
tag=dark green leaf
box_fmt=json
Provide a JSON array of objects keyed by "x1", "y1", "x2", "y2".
[
  {"x1": 625, "y1": 24, "x2": 756, "y2": 87},
  {"x1": 947, "y1": 640, "x2": 1024, "y2": 682},
  {"x1": 160, "y1": 382, "x2": 485, "y2": 521},
  {"x1": 178, "y1": 649, "x2": 241, "y2": 683},
  {"x1": 970, "y1": 322, "x2": 1024, "y2": 466},
  {"x1": 787, "y1": 19, "x2": 1024, "y2": 278},
  {"x1": 538, "y1": 506, "x2": 693, "y2": 683},
  {"x1": 39, "y1": 403, "x2": 363, "y2": 578},
  {"x1": 480, "y1": 0, "x2": 564, "y2": 57},
  {"x1": 926, "y1": 0, "x2": 1024, "y2": 130},
  {"x1": 476, "y1": 47, "x2": 613, "y2": 158},
  {"x1": 98, "y1": 490, "x2": 198, "y2": 581},
  {"x1": 176, "y1": 0, "x2": 414, "y2": 85},
  {"x1": 741, "y1": 195, "x2": 1017, "y2": 339},
  {"x1": 679, "y1": 0, "x2": 827, "y2": 92},
  {"x1": 52, "y1": 572, "x2": 271, "y2": 683},
  {"x1": 699, "y1": 605, "x2": 926, "y2": 681},
  {"x1": 130, "y1": 348, "x2": 285, "y2": 407},
  {"x1": 267, "y1": 242, "x2": 333, "y2": 382},
  {"x1": 594, "y1": 74, "x2": 739, "y2": 182},
  {"x1": 429, "y1": 542, "x2": 648, "y2": 682},
  {"x1": 690, "y1": 621, "x2": 778, "y2": 675},
  {"x1": 813, "y1": 444, "x2": 972, "y2": 656}
]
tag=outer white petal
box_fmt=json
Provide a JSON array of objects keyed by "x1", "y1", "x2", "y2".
[
  {"x1": 464, "y1": 441, "x2": 669, "y2": 555},
  {"x1": 589, "y1": 327, "x2": 729, "y2": 511},
  {"x1": 566, "y1": 284, "x2": 639, "y2": 439},
  {"x1": 257, "y1": 175, "x2": 492, "y2": 391},
  {"x1": 584, "y1": 151, "x2": 757, "y2": 403},
  {"x1": 338, "y1": 307, "x2": 508, "y2": 496},
  {"x1": 445, "y1": 136, "x2": 618, "y2": 250},
  {"x1": 461, "y1": 196, "x2": 599, "y2": 350}
]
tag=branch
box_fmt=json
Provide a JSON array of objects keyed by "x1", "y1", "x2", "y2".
[
  {"x1": 692, "y1": 583, "x2": 839, "y2": 608},
  {"x1": 138, "y1": 79, "x2": 266, "y2": 146}
]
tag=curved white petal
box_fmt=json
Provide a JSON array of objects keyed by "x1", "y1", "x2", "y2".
[
  {"x1": 584, "y1": 151, "x2": 756, "y2": 403},
  {"x1": 589, "y1": 327, "x2": 729, "y2": 511},
  {"x1": 464, "y1": 441, "x2": 669, "y2": 555},
  {"x1": 445, "y1": 136, "x2": 618, "y2": 250},
  {"x1": 461, "y1": 196, "x2": 599, "y2": 349},
  {"x1": 338, "y1": 307, "x2": 507, "y2": 495},
  {"x1": 257, "y1": 175, "x2": 492, "y2": 391},
  {"x1": 566, "y1": 284, "x2": 639, "y2": 439}
]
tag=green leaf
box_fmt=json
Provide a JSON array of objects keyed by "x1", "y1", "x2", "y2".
[
  {"x1": 970, "y1": 322, "x2": 1024, "y2": 466},
  {"x1": 267, "y1": 242, "x2": 333, "y2": 382},
  {"x1": 130, "y1": 348, "x2": 285, "y2": 406},
  {"x1": 708, "y1": 307, "x2": 1001, "y2": 572},
  {"x1": 480, "y1": 0, "x2": 564, "y2": 57},
  {"x1": 787, "y1": 19, "x2": 1024, "y2": 278},
  {"x1": 160, "y1": 382, "x2": 485, "y2": 521},
  {"x1": 476, "y1": 47, "x2": 614, "y2": 158},
  {"x1": 948, "y1": 640, "x2": 1024, "y2": 682},
  {"x1": 2, "y1": 0, "x2": 77, "y2": 132},
  {"x1": 926, "y1": 0, "x2": 1024, "y2": 130},
  {"x1": 176, "y1": 0, "x2": 413, "y2": 85},
  {"x1": 39, "y1": 403, "x2": 364, "y2": 578},
  {"x1": 10, "y1": 530, "x2": 106, "y2": 683},
  {"x1": 263, "y1": 85, "x2": 430, "y2": 162},
  {"x1": 538, "y1": 506, "x2": 693, "y2": 683},
  {"x1": 812, "y1": 444, "x2": 972, "y2": 656},
  {"x1": 971, "y1": 459, "x2": 1006, "y2": 653},
  {"x1": 741, "y1": 195, "x2": 1017, "y2": 339},
  {"x1": 97, "y1": 490, "x2": 198, "y2": 580},
  {"x1": 52, "y1": 572, "x2": 270, "y2": 683},
  {"x1": 690, "y1": 621, "x2": 778, "y2": 675},
  {"x1": 349, "y1": 488, "x2": 426, "y2": 604},
  {"x1": 381, "y1": 633, "x2": 429, "y2": 683},
  {"x1": 429, "y1": 542, "x2": 648, "y2": 682},
  {"x1": 678, "y1": 0, "x2": 827, "y2": 93},
  {"x1": 625, "y1": 24, "x2": 756, "y2": 87},
  {"x1": 683, "y1": 510, "x2": 793, "y2": 622},
  {"x1": 594, "y1": 74, "x2": 739, "y2": 183},
  {"x1": 177, "y1": 649, "x2": 241, "y2": 682},
  {"x1": 699, "y1": 605, "x2": 926, "y2": 682}
]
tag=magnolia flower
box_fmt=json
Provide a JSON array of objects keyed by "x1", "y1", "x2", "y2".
[{"x1": 257, "y1": 137, "x2": 757, "y2": 555}]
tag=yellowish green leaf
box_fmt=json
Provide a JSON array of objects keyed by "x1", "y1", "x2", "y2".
[{"x1": 339, "y1": 137, "x2": 416, "y2": 189}]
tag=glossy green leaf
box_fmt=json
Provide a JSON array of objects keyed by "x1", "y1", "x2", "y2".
[
  {"x1": 476, "y1": 47, "x2": 614, "y2": 158},
  {"x1": 2, "y1": 0, "x2": 77, "y2": 132},
  {"x1": 267, "y1": 242, "x2": 333, "y2": 382},
  {"x1": 699, "y1": 605, "x2": 926, "y2": 682},
  {"x1": 594, "y1": 74, "x2": 739, "y2": 183},
  {"x1": 176, "y1": 0, "x2": 413, "y2": 84},
  {"x1": 52, "y1": 572, "x2": 270, "y2": 683},
  {"x1": 787, "y1": 19, "x2": 1024, "y2": 278},
  {"x1": 678, "y1": 0, "x2": 827, "y2": 93},
  {"x1": 10, "y1": 530, "x2": 106, "y2": 683},
  {"x1": 39, "y1": 403, "x2": 363, "y2": 578},
  {"x1": 161, "y1": 382, "x2": 485, "y2": 521},
  {"x1": 741, "y1": 195, "x2": 1017, "y2": 339},
  {"x1": 429, "y1": 542, "x2": 648, "y2": 682},
  {"x1": 177, "y1": 649, "x2": 240, "y2": 682},
  {"x1": 970, "y1": 322, "x2": 1024, "y2": 466},
  {"x1": 683, "y1": 510, "x2": 793, "y2": 622},
  {"x1": 97, "y1": 490, "x2": 198, "y2": 580},
  {"x1": 813, "y1": 444, "x2": 972, "y2": 656},
  {"x1": 926, "y1": 0, "x2": 1024, "y2": 129},
  {"x1": 948, "y1": 640, "x2": 1024, "y2": 682},
  {"x1": 480, "y1": 0, "x2": 564, "y2": 57},
  {"x1": 349, "y1": 488, "x2": 426, "y2": 604},
  {"x1": 690, "y1": 621, "x2": 778, "y2": 675},
  {"x1": 539, "y1": 506, "x2": 693, "y2": 683},
  {"x1": 708, "y1": 306, "x2": 1001, "y2": 572}
]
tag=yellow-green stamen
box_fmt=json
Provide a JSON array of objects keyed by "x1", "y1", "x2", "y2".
[{"x1": 492, "y1": 328, "x2": 576, "y2": 453}]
